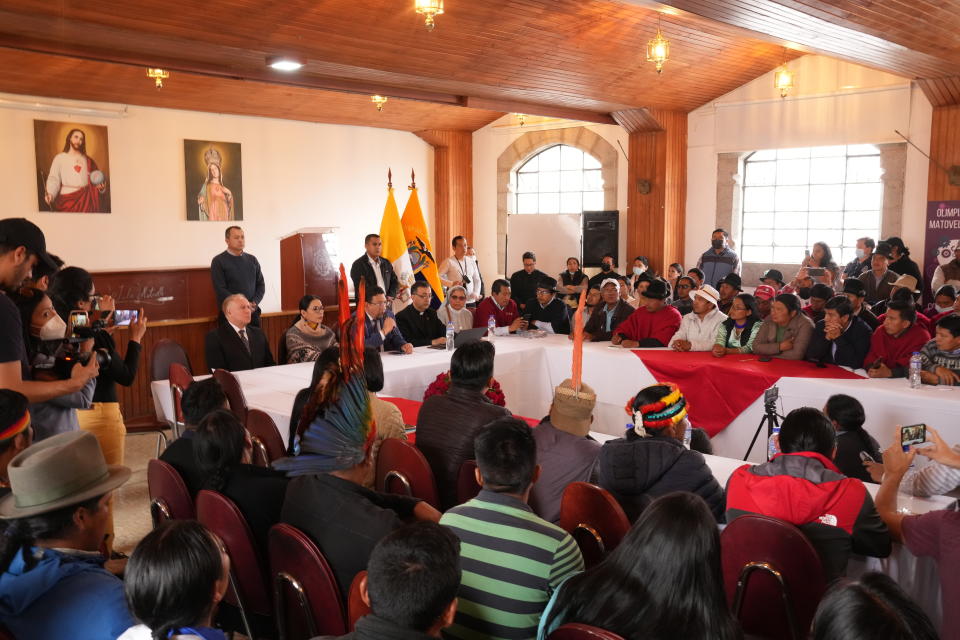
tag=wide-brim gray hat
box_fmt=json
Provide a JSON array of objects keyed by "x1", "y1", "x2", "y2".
[{"x1": 0, "y1": 430, "x2": 131, "y2": 519}]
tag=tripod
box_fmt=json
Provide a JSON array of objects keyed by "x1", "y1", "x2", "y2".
[{"x1": 743, "y1": 402, "x2": 782, "y2": 461}]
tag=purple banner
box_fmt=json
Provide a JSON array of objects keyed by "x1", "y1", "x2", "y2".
[{"x1": 924, "y1": 200, "x2": 960, "y2": 303}]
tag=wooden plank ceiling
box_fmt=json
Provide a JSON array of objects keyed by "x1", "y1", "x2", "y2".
[{"x1": 0, "y1": 0, "x2": 955, "y2": 132}]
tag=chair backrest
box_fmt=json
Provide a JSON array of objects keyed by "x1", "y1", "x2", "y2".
[
  {"x1": 246, "y1": 409, "x2": 286, "y2": 467},
  {"x1": 268, "y1": 523, "x2": 346, "y2": 640},
  {"x1": 213, "y1": 368, "x2": 249, "y2": 422},
  {"x1": 196, "y1": 490, "x2": 272, "y2": 617},
  {"x1": 150, "y1": 338, "x2": 192, "y2": 381},
  {"x1": 721, "y1": 514, "x2": 827, "y2": 640},
  {"x1": 548, "y1": 623, "x2": 626, "y2": 639},
  {"x1": 278, "y1": 329, "x2": 291, "y2": 365},
  {"x1": 559, "y1": 482, "x2": 631, "y2": 569},
  {"x1": 146, "y1": 459, "x2": 194, "y2": 525},
  {"x1": 456, "y1": 460, "x2": 481, "y2": 505},
  {"x1": 347, "y1": 570, "x2": 371, "y2": 631},
  {"x1": 168, "y1": 362, "x2": 194, "y2": 427},
  {"x1": 375, "y1": 439, "x2": 440, "y2": 509},
  {"x1": 0, "y1": 623, "x2": 14, "y2": 640}
]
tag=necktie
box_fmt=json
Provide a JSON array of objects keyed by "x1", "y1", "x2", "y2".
[{"x1": 238, "y1": 328, "x2": 251, "y2": 353}]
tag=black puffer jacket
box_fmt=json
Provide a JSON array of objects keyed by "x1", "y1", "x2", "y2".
[{"x1": 599, "y1": 430, "x2": 725, "y2": 523}]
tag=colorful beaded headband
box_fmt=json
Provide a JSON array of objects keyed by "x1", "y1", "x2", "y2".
[
  {"x1": 624, "y1": 383, "x2": 689, "y2": 430},
  {"x1": 0, "y1": 410, "x2": 29, "y2": 441}
]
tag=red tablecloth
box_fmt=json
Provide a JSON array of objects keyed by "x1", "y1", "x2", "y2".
[
  {"x1": 381, "y1": 396, "x2": 540, "y2": 445},
  {"x1": 632, "y1": 351, "x2": 862, "y2": 436}
]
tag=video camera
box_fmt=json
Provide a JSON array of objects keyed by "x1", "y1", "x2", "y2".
[{"x1": 45, "y1": 310, "x2": 113, "y2": 379}]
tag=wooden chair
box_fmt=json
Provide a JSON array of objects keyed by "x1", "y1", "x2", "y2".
[
  {"x1": 213, "y1": 368, "x2": 249, "y2": 423},
  {"x1": 150, "y1": 337, "x2": 192, "y2": 381},
  {"x1": 246, "y1": 409, "x2": 286, "y2": 467},
  {"x1": 548, "y1": 623, "x2": 626, "y2": 639},
  {"x1": 277, "y1": 329, "x2": 291, "y2": 366},
  {"x1": 347, "y1": 570, "x2": 371, "y2": 631},
  {"x1": 456, "y1": 460, "x2": 482, "y2": 505},
  {"x1": 268, "y1": 523, "x2": 346, "y2": 640},
  {"x1": 558, "y1": 482, "x2": 631, "y2": 569},
  {"x1": 374, "y1": 438, "x2": 440, "y2": 509},
  {"x1": 196, "y1": 490, "x2": 273, "y2": 640},
  {"x1": 146, "y1": 459, "x2": 194, "y2": 527},
  {"x1": 168, "y1": 361, "x2": 194, "y2": 439},
  {"x1": 721, "y1": 514, "x2": 827, "y2": 640}
]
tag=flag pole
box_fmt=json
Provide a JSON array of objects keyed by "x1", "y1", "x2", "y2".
[{"x1": 387, "y1": 167, "x2": 392, "y2": 189}]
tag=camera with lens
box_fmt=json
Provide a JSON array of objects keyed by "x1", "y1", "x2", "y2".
[
  {"x1": 40, "y1": 310, "x2": 113, "y2": 379},
  {"x1": 460, "y1": 274, "x2": 471, "y2": 286}
]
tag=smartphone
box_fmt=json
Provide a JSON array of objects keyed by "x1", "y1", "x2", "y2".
[
  {"x1": 112, "y1": 310, "x2": 139, "y2": 326},
  {"x1": 807, "y1": 267, "x2": 826, "y2": 277},
  {"x1": 901, "y1": 423, "x2": 927, "y2": 448},
  {"x1": 859, "y1": 451, "x2": 876, "y2": 463},
  {"x1": 69, "y1": 310, "x2": 89, "y2": 329}
]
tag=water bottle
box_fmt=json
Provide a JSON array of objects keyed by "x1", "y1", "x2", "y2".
[
  {"x1": 767, "y1": 425, "x2": 781, "y2": 461},
  {"x1": 909, "y1": 352, "x2": 922, "y2": 389},
  {"x1": 487, "y1": 315, "x2": 496, "y2": 341},
  {"x1": 445, "y1": 321, "x2": 455, "y2": 352},
  {"x1": 683, "y1": 423, "x2": 692, "y2": 449}
]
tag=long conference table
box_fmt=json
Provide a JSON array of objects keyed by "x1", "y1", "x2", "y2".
[{"x1": 150, "y1": 337, "x2": 956, "y2": 628}]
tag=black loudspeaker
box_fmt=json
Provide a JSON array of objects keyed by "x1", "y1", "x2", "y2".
[{"x1": 583, "y1": 210, "x2": 619, "y2": 268}]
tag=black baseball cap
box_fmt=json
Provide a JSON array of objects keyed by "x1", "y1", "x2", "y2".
[{"x1": 0, "y1": 219, "x2": 57, "y2": 271}]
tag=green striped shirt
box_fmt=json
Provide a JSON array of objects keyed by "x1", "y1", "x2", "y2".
[{"x1": 440, "y1": 489, "x2": 584, "y2": 640}]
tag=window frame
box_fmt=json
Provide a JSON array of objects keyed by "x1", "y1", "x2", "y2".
[{"x1": 513, "y1": 144, "x2": 605, "y2": 215}]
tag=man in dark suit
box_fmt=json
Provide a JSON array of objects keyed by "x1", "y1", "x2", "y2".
[
  {"x1": 350, "y1": 233, "x2": 398, "y2": 302},
  {"x1": 359, "y1": 287, "x2": 413, "y2": 353},
  {"x1": 395, "y1": 281, "x2": 447, "y2": 347},
  {"x1": 524, "y1": 277, "x2": 570, "y2": 335},
  {"x1": 583, "y1": 278, "x2": 634, "y2": 341},
  {"x1": 204, "y1": 294, "x2": 275, "y2": 371}
]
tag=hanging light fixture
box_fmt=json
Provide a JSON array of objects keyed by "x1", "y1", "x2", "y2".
[
  {"x1": 646, "y1": 16, "x2": 670, "y2": 74},
  {"x1": 773, "y1": 65, "x2": 794, "y2": 98},
  {"x1": 146, "y1": 68, "x2": 169, "y2": 89},
  {"x1": 415, "y1": 0, "x2": 444, "y2": 30},
  {"x1": 371, "y1": 95, "x2": 389, "y2": 112},
  {"x1": 516, "y1": 113, "x2": 527, "y2": 127}
]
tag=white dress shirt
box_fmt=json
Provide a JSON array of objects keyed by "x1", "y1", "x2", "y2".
[
  {"x1": 668, "y1": 306, "x2": 728, "y2": 351},
  {"x1": 439, "y1": 255, "x2": 482, "y2": 302}
]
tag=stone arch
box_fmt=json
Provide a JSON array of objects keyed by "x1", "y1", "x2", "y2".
[{"x1": 496, "y1": 127, "x2": 619, "y2": 274}]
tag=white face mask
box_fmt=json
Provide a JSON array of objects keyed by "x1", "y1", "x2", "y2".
[
  {"x1": 38, "y1": 314, "x2": 67, "y2": 341},
  {"x1": 855, "y1": 249, "x2": 866, "y2": 259},
  {"x1": 633, "y1": 266, "x2": 645, "y2": 276},
  {"x1": 935, "y1": 304, "x2": 954, "y2": 314}
]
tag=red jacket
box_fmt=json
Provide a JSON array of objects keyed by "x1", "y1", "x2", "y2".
[
  {"x1": 473, "y1": 296, "x2": 519, "y2": 329},
  {"x1": 613, "y1": 305, "x2": 682, "y2": 347},
  {"x1": 863, "y1": 322, "x2": 930, "y2": 375}
]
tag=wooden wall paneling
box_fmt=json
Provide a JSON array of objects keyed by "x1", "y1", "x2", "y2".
[
  {"x1": 927, "y1": 105, "x2": 960, "y2": 202},
  {"x1": 415, "y1": 130, "x2": 474, "y2": 252},
  {"x1": 917, "y1": 76, "x2": 960, "y2": 108},
  {"x1": 91, "y1": 267, "x2": 218, "y2": 322}
]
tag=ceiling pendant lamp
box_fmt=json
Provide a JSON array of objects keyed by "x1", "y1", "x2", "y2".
[
  {"x1": 146, "y1": 68, "x2": 169, "y2": 89},
  {"x1": 646, "y1": 16, "x2": 670, "y2": 74},
  {"x1": 371, "y1": 95, "x2": 388, "y2": 112},
  {"x1": 415, "y1": 0, "x2": 444, "y2": 31},
  {"x1": 774, "y1": 65, "x2": 794, "y2": 98}
]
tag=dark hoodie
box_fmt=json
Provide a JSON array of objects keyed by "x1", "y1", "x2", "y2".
[
  {"x1": 598, "y1": 429, "x2": 725, "y2": 523},
  {"x1": 0, "y1": 546, "x2": 133, "y2": 639}
]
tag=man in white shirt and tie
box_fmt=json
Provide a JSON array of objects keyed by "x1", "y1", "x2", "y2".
[{"x1": 440, "y1": 235, "x2": 482, "y2": 306}]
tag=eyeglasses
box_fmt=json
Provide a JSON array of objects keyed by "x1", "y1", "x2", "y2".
[
  {"x1": 413, "y1": 292, "x2": 432, "y2": 299},
  {"x1": 536, "y1": 289, "x2": 552, "y2": 295},
  {"x1": 307, "y1": 306, "x2": 324, "y2": 313},
  {"x1": 368, "y1": 300, "x2": 387, "y2": 307},
  {"x1": 450, "y1": 295, "x2": 467, "y2": 301}
]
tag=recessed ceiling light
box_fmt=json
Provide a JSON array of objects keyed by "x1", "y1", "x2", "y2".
[{"x1": 266, "y1": 56, "x2": 304, "y2": 72}]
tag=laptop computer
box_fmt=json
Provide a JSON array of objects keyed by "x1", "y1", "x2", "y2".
[{"x1": 428, "y1": 326, "x2": 489, "y2": 349}]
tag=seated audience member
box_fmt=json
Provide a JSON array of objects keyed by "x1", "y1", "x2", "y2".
[
  {"x1": 396, "y1": 282, "x2": 446, "y2": 347},
  {"x1": 665, "y1": 262, "x2": 683, "y2": 297},
  {"x1": 858, "y1": 242, "x2": 899, "y2": 305},
  {"x1": 628, "y1": 255, "x2": 651, "y2": 291},
  {"x1": 509, "y1": 251, "x2": 548, "y2": 311},
  {"x1": 524, "y1": 277, "x2": 570, "y2": 335},
  {"x1": 872, "y1": 277, "x2": 925, "y2": 321},
  {"x1": 841, "y1": 278, "x2": 880, "y2": 331},
  {"x1": 315, "y1": 522, "x2": 461, "y2": 640},
  {"x1": 823, "y1": 394, "x2": 881, "y2": 483},
  {"x1": 753, "y1": 284, "x2": 777, "y2": 319},
  {"x1": 811, "y1": 572, "x2": 937, "y2": 640},
  {"x1": 474, "y1": 278, "x2": 525, "y2": 334},
  {"x1": 805, "y1": 295, "x2": 872, "y2": 369},
  {"x1": 716, "y1": 273, "x2": 742, "y2": 314},
  {"x1": 759, "y1": 268, "x2": 786, "y2": 290},
  {"x1": 0, "y1": 431, "x2": 133, "y2": 639},
  {"x1": 874, "y1": 438, "x2": 959, "y2": 640},
  {"x1": 587, "y1": 254, "x2": 621, "y2": 290},
  {"x1": 864, "y1": 300, "x2": 930, "y2": 379},
  {"x1": 538, "y1": 492, "x2": 741, "y2": 640},
  {"x1": 0, "y1": 390, "x2": 33, "y2": 498},
  {"x1": 804, "y1": 283, "x2": 834, "y2": 324},
  {"x1": 360, "y1": 286, "x2": 413, "y2": 354},
  {"x1": 558, "y1": 257, "x2": 588, "y2": 304},
  {"x1": 193, "y1": 409, "x2": 289, "y2": 552},
  {"x1": 753, "y1": 293, "x2": 816, "y2": 360},
  {"x1": 529, "y1": 379, "x2": 601, "y2": 524},
  {"x1": 11, "y1": 287, "x2": 95, "y2": 440},
  {"x1": 924, "y1": 284, "x2": 956, "y2": 320},
  {"x1": 620, "y1": 274, "x2": 640, "y2": 307},
  {"x1": 416, "y1": 340, "x2": 510, "y2": 510},
  {"x1": 159, "y1": 378, "x2": 228, "y2": 497},
  {"x1": 669, "y1": 285, "x2": 727, "y2": 352},
  {"x1": 438, "y1": 285, "x2": 474, "y2": 332},
  {"x1": 687, "y1": 267, "x2": 705, "y2": 288},
  {"x1": 781, "y1": 268, "x2": 815, "y2": 302},
  {"x1": 842, "y1": 236, "x2": 875, "y2": 280},
  {"x1": 919, "y1": 314, "x2": 960, "y2": 386},
  {"x1": 725, "y1": 407, "x2": 890, "y2": 579},
  {"x1": 933, "y1": 290, "x2": 960, "y2": 326},
  {"x1": 275, "y1": 359, "x2": 440, "y2": 599},
  {"x1": 578, "y1": 285, "x2": 602, "y2": 326},
  {"x1": 600, "y1": 384, "x2": 725, "y2": 522},
  {"x1": 288, "y1": 346, "x2": 340, "y2": 452},
  {"x1": 118, "y1": 521, "x2": 230, "y2": 640},
  {"x1": 611, "y1": 280, "x2": 682, "y2": 348},
  {"x1": 440, "y1": 417, "x2": 583, "y2": 640},
  {"x1": 670, "y1": 275, "x2": 696, "y2": 315},
  {"x1": 931, "y1": 243, "x2": 960, "y2": 295},
  {"x1": 582, "y1": 278, "x2": 633, "y2": 342},
  {"x1": 284, "y1": 295, "x2": 337, "y2": 363},
  {"x1": 713, "y1": 293, "x2": 763, "y2": 357},
  {"x1": 885, "y1": 236, "x2": 923, "y2": 284},
  {"x1": 205, "y1": 293, "x2": 275, "y2": 371}
]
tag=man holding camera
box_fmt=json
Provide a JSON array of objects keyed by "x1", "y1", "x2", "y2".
[
  {"x1": 0, "y1": 218, "x2": 99, "y2": 402},
  {"x1": 439, "y1": 236, "x2": 482, "y2": 307}
]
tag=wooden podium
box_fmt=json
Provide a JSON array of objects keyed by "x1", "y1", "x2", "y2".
[{"x1": 280, "y1": 228, "x2": 342, "y2": 310}]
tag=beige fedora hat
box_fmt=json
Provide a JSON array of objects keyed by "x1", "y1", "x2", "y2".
[
  {"x1": 692, "y1": 284, "x2": 721, "y2": 307},
  {"x1": 892, "y1": 274, "x2": 920, "y2": 294},
  {"x1": 0, "y1": 430, "x2": 131, "y2": 519}
]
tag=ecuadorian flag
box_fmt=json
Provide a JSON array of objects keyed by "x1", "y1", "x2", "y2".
[{"x1": 401, "y1": 183, "x2": 444, "y2": 303}]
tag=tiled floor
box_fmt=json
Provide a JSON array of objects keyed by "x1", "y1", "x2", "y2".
[{"x1": 113, "y1": 430, "x2": 162, "y2": 554}]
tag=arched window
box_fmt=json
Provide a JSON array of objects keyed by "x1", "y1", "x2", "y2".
[{"x1": 514, "y1": 144, "x2": 604, "y2": 214}]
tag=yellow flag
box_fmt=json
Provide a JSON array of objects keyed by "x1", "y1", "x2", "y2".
[
  {"x1": 401, "y1": 185, "x2": 444, "y2": 302},
  {"x1": 379, "y1": 185, "x2": 414, "y2": 290}
]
